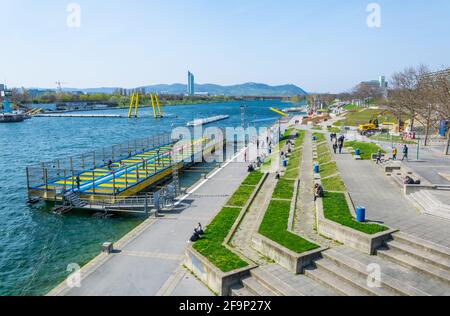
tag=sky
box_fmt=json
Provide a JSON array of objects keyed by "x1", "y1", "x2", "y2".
[{"x1": 0, "y1": 0, "x2": 449, "y2": 93}]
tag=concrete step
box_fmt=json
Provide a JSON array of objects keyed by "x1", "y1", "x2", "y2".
[
  {"x1": 230, "y1": 284, "x2": 257, "y2": 297},
  {"x1": 304, "y1": 266, "x2": 367, "y2": 296},
  {"x1": 377, "y1": 248, "x2": 450, "y2": 285},
  {"x1": 315, "y1": 258, "x2": 395, "y2": 296},
  {"x1": 387, "y1": 240, "x2": 450, "y2": 273},
  {"x1": 250, "y1": 268, "x2": 305, "y2": 296},
  {"x1": 424, "y1": 208, "x2": 450, "y2": 221},
  {"x1": 324, "y1": 248, "x2": 428, "y2": 296},
  {"x1": 241, "y1": 277, "x2": 278, "y2": 297},
  {"x1": 392, "y1": 232, "x2": 450, "y2": 262}
]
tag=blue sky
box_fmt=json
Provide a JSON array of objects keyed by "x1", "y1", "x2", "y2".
[{"x1": 1, "y1": 0, "x2": 449, "y2": 92}]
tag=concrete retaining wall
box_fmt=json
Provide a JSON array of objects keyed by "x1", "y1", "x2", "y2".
[
  {"x1": 185, "y1": 172, "x2": 267, "y2": 296},
  {"x1": 185, "y1": 246, "x2": 256, "y2": 296},
  {"x1": 252, "y1": 233, "x2": 324, "y2": 274},
  {"x1": 315, "y1": 197, "x2": 396, "y2": 255}
]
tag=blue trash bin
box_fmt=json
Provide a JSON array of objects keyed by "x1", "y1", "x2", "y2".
[
  {"x1": 355, "y1": 148, "x2": 361, "y2": 156},
  {"x1": 283, "y1": 160, "x2": 288, "y2": 168},
  {"x1": 314, "y1": 164, "x2": 320, "y2": 174},
  {"x1": 312, "y1": 136, "x2": 316, "y2": 141},
  {"x1": 356, "y1": 207, "x2": 366, "y2": 222},
  {"x1": 269, "y1": 148, "x2": 272, "y2": 154}
]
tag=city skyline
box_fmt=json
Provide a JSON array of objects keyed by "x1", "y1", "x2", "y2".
[{"x1": 1, "y1": 0, "x2": 449, "y2": 93}]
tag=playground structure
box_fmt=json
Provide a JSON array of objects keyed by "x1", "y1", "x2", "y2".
[
  {"x1": 128, "y1": 92, "x2": 164, "y2": 119},
  {"x1": 26, "y1": 133, "x2": 224, "y2": 206}
]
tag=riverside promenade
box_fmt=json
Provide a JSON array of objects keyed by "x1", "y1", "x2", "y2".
[
  {"x1": 49, "y1": 152, "x2": 249, "y2": 296},
  {"x1": 328, "y1": 139, "x2": 450, "y2": 248}
]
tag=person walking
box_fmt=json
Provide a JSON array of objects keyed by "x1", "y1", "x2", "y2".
[
  {"x1": 376, "y1": 150, "x2": 383, "y2": 165},
  {"x1": 338, "y1": 138, "x2": 344, "y2": 154},
  {"x1": 392, "y1": 147, "x2": 398, "y2": 161},
  {"x1": 401, "y1": 145, "x2": 409, "y2": 162}
]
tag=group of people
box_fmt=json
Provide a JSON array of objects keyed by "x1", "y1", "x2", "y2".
[
  {"x1": 390, "y1": 145, "x2": 409, "y2": 162},
  {"x1": 331, "y1": 134, "x2": 345, "y2": 154}
]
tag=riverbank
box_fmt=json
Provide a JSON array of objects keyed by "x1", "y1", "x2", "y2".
[{"x1": 0, "y1": 100, "x2": 286, "y2": 296}]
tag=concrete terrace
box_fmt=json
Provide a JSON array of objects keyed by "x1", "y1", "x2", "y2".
[
  {"x1": 327, "y1": 137, "x2": 450, "y2": 248},
  {"x1": 50, "y1": 154, "x2": 249, "y2": 296}
]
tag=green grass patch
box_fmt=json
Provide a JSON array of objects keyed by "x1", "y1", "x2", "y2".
[
  {"x1": 241, "y1": 171, "x2": 264, "y2": 186},
  {"x1": 193, "y1": 207, "x2": 248, "y2": 272},
  {"x1": 333, "y1": 109, "x2": 399, "y2": 127},
  {"x1": 284, "y1": 167, "x2": 300, "y2": 179},
  {"x1": 259, "y1": 200, "x2": 319, "y2": 253},
  {"x1": 318, "y1": 152, "x2": 332, "y2": 165},
  {"x1": 313, "y1": 133, "x2": 326, "y2": 143},
  {"x1": 345, "y1": 141, "x2": 386, "y2": 160},
  {"x1": 272, "y1": 178, "x2": 295, "y2": 200},
  {"x1": 327, "y1": 127, "x2": 341, "y2": 133},
  {"x1": 319, "y1": 162, "x2": 338, "y2": 178},
  {"x1": 321, "y1": 175, "x2": 346, "y2": 192},
  {"x1": 322, "y1": 192, "x2": 388, "y2": 235},
  {"x1": 368, "y1": 133, "x2": 417, "y2": 145},
  {"x1": 343, "y1": 104, "x2": 359, "y2": 111}
]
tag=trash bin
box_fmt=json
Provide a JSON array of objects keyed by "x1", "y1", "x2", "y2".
[
  {"x1": 312, "y1": 136, "x2": 316, "y2": 141},
  {"x1": 283, "y1": 160, "x2": 288, "y2": 168},
  {"x1": 355, "y1": 148, "x2": 361, "y2": 156},
  {"x1": 356, "y1": 207, "x2": 366, "y2": 222},
  {"x1": 269, "y1": 148, "x2": 272, "y2": 154},
  {"x1": 314, "y1": 164, "x2": 320, "y2": 174}
]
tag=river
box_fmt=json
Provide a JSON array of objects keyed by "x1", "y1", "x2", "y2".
[{"x1": 0, "y1": 100, "x2": 295, "y2": 295}]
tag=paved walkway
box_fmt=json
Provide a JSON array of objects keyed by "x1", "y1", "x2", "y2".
[
  {"x1": 331, "y1": 145, "x2": 450, "y2": 248},
  {"x1": 230, "y1": 174, "x2": 277, "y2": 265},
  {"x1": 293, "y1": 130, "x2": 336, "y2": 247},
  {"x1": 50, "y1": 155, "x2": 249, "y2": 296}
]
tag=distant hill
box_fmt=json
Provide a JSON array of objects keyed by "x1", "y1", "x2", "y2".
[
  {"x1": 140, "y1": 82, "x2": 308, "y2": 97},
  {"x1": 28, "y1": 83, "x2": 308, "y2": 97}
]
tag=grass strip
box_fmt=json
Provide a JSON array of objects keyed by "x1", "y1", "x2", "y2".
[
  {"x1": 345, "y1": 141, "x2": 386, "y2": 160},
  {"x1": 322, "y1": 192, "x2": 388, "y2": 235},
  {"x1": 259, "y1": 200, "x2": 319, "y2": 253},
  {"x1": 193, "y1": 207, "x2": 249, "y2": 272}
]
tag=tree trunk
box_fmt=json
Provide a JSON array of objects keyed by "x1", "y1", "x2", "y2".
[
  {"x1": 445, "y1": 132, "x2": 450, "y2": 156},
  {"x1": 424, "y1": 106, "x2": 432, "y2": 147}
]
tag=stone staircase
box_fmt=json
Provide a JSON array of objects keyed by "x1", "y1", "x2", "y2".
[
  {"x1": 406, "y1": 190, "x2": 450, "y2": 220},
  {"x1": 232, "y1": 233, "x2": 450, "y2": 296},
  {"x1": 231, "y1": 264, "x2": 335, "y2": 296},
  {"x1": 377, "y1": 232, "x2": 450, "y2": 286}
]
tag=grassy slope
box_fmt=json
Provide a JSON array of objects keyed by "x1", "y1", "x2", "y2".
[
  {"x1": 334, "y1": 109, "x2": 398, "y2": 127},
  {"x1": 193, "y1": 171, "x2": 263, "y2": 272},
  {"x1": 259, "y1": 200, "x2": 319, "y2": 253},
  {"x1": 322, "y1": 192, "x2": 388, "y2": 235},
  {"x1": 345, "y1": 141, "x2": 386, "y2": 160}
]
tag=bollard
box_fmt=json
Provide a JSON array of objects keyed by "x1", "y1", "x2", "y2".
[
  {"x1": 102, "y1": 242, "x2": 114, "y2": 254},
  {"x1": 314, "y1": 164, "x2": 320, "y2": 174},
  {"x1": 356, "y1": 207, "x2": 366, "y2": 223}
]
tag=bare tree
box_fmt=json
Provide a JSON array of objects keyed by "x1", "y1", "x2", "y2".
[
  {"x1": 388, "y1": 65, "x2": 430, "y2": 132},
  {"x1": 429, "y1": 68, "x2": 450, "y2": 154}
]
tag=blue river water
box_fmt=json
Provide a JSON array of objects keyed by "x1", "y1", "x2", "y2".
[{"x1": 0, "y1": 100, "x2": 294, "y2": 296}]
